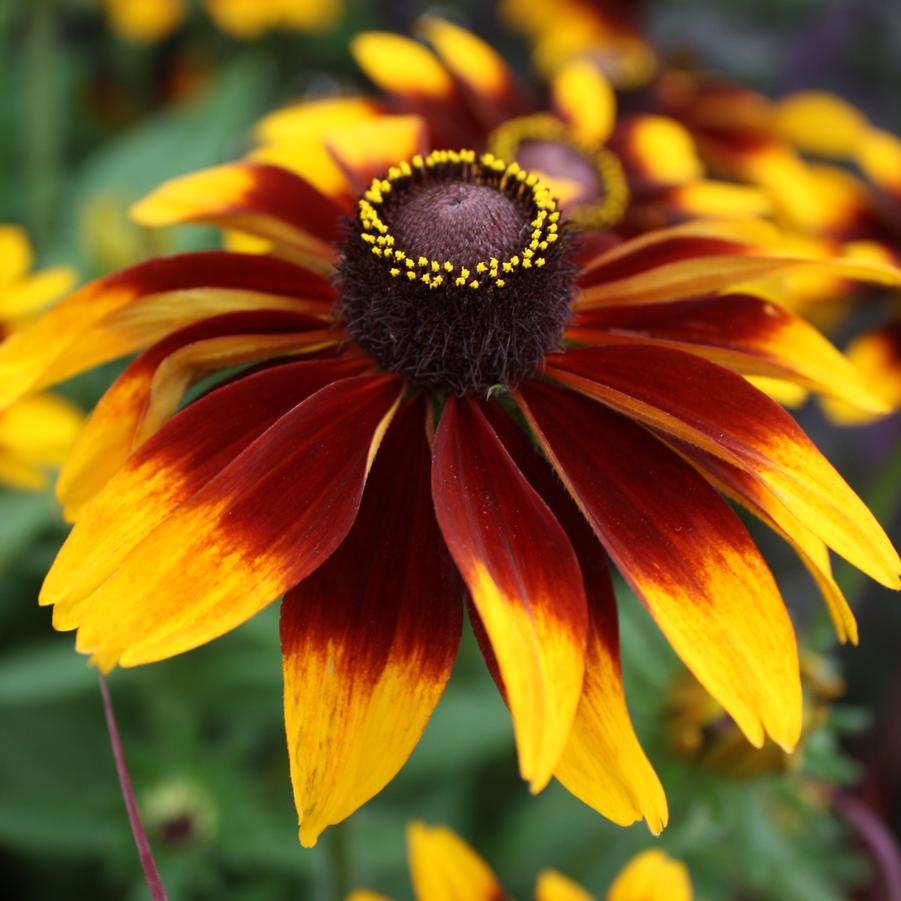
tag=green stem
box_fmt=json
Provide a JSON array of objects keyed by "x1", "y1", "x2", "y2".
[
  {"x1": 24, "y1": 0, "x2": 62, "y2": 245},
  {"x1": 323, "y1": 820, "x2": 354, "y2": 901}
]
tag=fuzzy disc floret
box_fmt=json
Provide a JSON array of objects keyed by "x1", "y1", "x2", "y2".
[{"x1": 337, "y1": 149, "x2": 576, "y2": 395}]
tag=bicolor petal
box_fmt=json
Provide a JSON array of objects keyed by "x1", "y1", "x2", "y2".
[
  {"x1": 546, "y1": 344, "x2": 901, "y2": 588},
  {"x1": 56, "y1": 309, "x2": 339, "y2": 518},
  {"x1": 248, "y1": 141, "x2": 354, "y2": 207},
  {"x1": 131, "y1": 162, "x2": 351, "y2": 261},
  {"x1": 327, "y1": 115, "x2": 429, "y2": 193},
  {"x1": 432, "y1": 397, "x2": 588, "y2": 791},
  {"x1": 0, "y1": 251, "x2": 333, "y2": 407},
  {"x1": 482, "y1": 401, "x2": 666, "y2": 833},
  {"x1": 517, "y1": 379, "x2": 802, "y2": 751},
  {"x1": 575, "y1": 219, "x2": 901, "y2": 309},
  {"x1": 665, "y1": 437, "x2": 858, "y2": 645},
  {"x1": 567, "y1": 294, "x2": 891, "y2": 413},
  {"x1": 281, "y1": 397, "x2": 462, "y2": 847},
  {"x1": 46, "y1": 371, "x2": 399, "y2": 669},
  {"x1": 44, "y1": 357, "x2": 369, "y2": 617}
]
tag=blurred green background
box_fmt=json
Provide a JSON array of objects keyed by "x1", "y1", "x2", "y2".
[{"x1": 1, "y1": 1, "x2": 900, "y2": 898}]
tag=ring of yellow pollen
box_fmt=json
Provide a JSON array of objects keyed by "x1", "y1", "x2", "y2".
[
  {"x1": 337, "y1": 149, "x2": 576, "y2": 395},
  {"x1": 487, "y1": 114, "x2": 630, "y2": 230}
]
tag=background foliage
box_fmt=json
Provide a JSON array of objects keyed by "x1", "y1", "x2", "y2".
[{"x1": 1, "y1": 1, "x2": 900, "y2": 899}]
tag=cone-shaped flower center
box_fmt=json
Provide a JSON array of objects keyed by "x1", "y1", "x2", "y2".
[
  {"x1": 337, "y1": 150, "x2": 575, "y2": 395},
  {"x1": 488, "y1": 115, "x2": 629, "y2": 230}
]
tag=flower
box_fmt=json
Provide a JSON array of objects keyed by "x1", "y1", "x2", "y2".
[
  {"x1": 666, "y1": 654, "x2": 844, "y2": 779},
  {"x1": 101, "y1": 0, "x2": 341, "y2": 44},
  {"x1": 251, "y1": 17, "x2": 773, "y2": 242},
  {"x1": 651, "y1": 73, "x2": 901, "y2": 420},
  {"x1": 348, "y1": 822, "x2": 692, "y2": 901},
  {"x1": 2, "y1": 140, "x2": 900, "y2": 847},
  {"x1": 0, "y1": 226, "x2": 82, "y2": 490}
]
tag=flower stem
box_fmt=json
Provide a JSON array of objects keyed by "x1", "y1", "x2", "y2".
[
  {"x1": 833, "y1": 789, "x2": 901, "y2": 901},
  {"x1": 99, "y1": 674, "x2": 169, "y2": 901},
  {"x1": 324, "y1": 819, "x2": 353, "y2": 901}
]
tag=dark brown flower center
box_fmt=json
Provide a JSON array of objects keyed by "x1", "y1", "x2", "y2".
[{"x1": 337, "y1": 150, "x2": 575, "y2": 395}]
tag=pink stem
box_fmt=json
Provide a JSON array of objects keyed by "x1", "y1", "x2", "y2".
[
  {"x1": 833, "y1": 789, "x2": 901, "y2": 901},
  {"x1": 99, "y1": 674, "x2": 169, "y2": 901}
]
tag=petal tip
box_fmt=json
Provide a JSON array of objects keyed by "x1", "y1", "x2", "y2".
[{"x1": 299, "y1": 823, "x2": 321, "y2": 849}]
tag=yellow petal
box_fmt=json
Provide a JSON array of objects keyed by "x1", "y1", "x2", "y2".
[
  {"x1": 536, "y1": 870, "x2": 594, "y2": 901},
  {"x1": 745, "y1": 376, "x2": 809, "y2": 408},
  {"x1": 856, "y1": 128, "x2": 901, "y2": 197},
  {"x1": 606, "y1": 849, "x2": 692, "y2": 901},
  {"x1": 552, "y1": 60, "x2": 616, "y2": 145},
  {"x1": 0, "y1": 225, "x2": 34, "y2": 285},
  {"x1": 351, "y1": 32, "x2": 454, "y2": 102},
  {"x1": 0, "y1": 266, "x2": 77, "y2": 325},
  {"x1": 665, "y1": 181, "x2": 772, "y2": 219},
  {"x1": 775, "y1": 91, "x2": 869, "y2": 158},
  {"x1": 417, "y1": 16, "x2": 513, "y2": 105},
  {"x1": 254, "y1": 95, "x2": 382, "y2": 145},
  {"x1": 620, "y1": 116, "x2": 703, "y2": 184},
  {"x1": 407, "y1": 823, "x2": 505, "y2": 901},
  {"x1": 0, "y1": 392, "x2": 83, "y2": 465},
  {"x1": 249, "y1": 141, "x2": 351, "y2": 202}
]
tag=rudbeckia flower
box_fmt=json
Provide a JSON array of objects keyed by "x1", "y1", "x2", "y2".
[
  {"x1": 2, "y1": 144, "x2": 900, "y2": 847},
  {"x1": 252, "y1": 17, "x2": 771, "y2": 242},
  {"x1": 0, "y1": 226, "x2": 82, "y2": 490},
  {"x1": 349, "y1": 822, "x2": 692, "y2": 901},
  {"x1": 641, "y1": 68, "x2": 901, "y2": 419}
]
